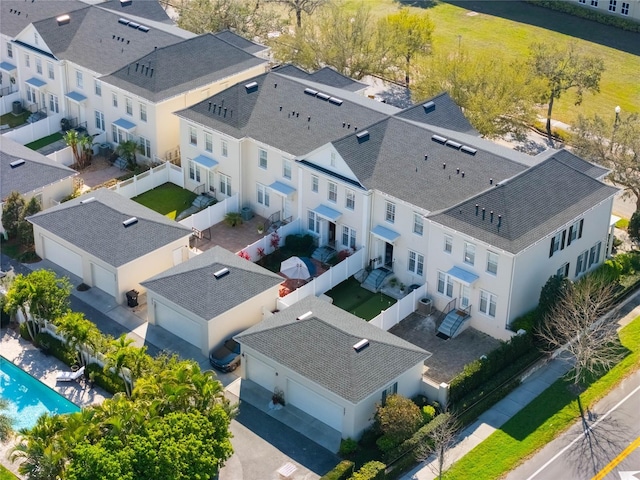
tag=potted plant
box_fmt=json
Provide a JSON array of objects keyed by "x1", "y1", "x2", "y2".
[
  {"x1": 257, "y1": 223, "x2": 264, "y2": 235},
  {"x1": 87, "y1": 370, "x2": 96, "y2": 388},
  {"x1": 272, "y1": 387, "x2": 285, "y2": 406},
  {"x1": 224, "y1": 212, "x2": 243, "y2": 227}
]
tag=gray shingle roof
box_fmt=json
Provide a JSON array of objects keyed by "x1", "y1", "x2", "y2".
[
  {"x1": 331, "y1": 117, "x2": 528, "y2": 212},
  {"x1": 98, "y1": 0, "x2": 173, "y2": 24},
  {"x1": 395, "y1": 92, "x2": 479, "y2": 135},
  {"x1": 272, "y1": 64, "x2": 367, "y2": 92},
  {"x1": 32, "y1": 6, "x2": 182, "y2": 74},
  {"x1": 1, "y1": 137, "x2": 76, "y2": 200},
  {"x1": 101, "y1": 33, "x2": 267, "y2": 102},
  {"x1": 27, "y1": 188, "x2": 191, "y2": 266},
  {"x1": 236, "y1": 296, "x2": 429, "y2": 404},
  {"x1": 213, "y1": 30, "x2": 268, "y2": 55},
  {"x1": 142, "y1": 246, "x2": 283, "y2": 320},
  {"x1": 428, "y1": 156, "x2": 619, "y2": 254},
  {"x1": 544, "y1": 149, "x2": 610, "y2": 179},
  {"x1": 0, "y1": 0, "x2": 86, "y2": 37},
  {"x1": 175, "y1": 72, "x2": 392, "y2": 156}
]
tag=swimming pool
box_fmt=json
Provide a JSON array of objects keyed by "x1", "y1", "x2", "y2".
[{"x1": 0, "y1": 356, "x2": 81, "y2": 430}]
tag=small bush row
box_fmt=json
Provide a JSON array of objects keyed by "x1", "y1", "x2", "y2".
[
  {"x1": 383, "y1": 413, "x2": 451, "y2": 464},
  {"x1": 351, "y1": 461, "x2": 386, "y2": 480},
  {"x1": 527, "y1": 0, "x2": 640, "y2": 32},
  {"x1": 284, "y1": 233, "x2": 315, "y2": 255},
  {"x1": 319, "y1": 460, "x2": 355, "y2": 480}
]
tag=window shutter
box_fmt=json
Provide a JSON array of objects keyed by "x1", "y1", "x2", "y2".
[
  {"x1": 567, "y1": 226, "x2": 573, "y2": 246},
  {"x1": 561, "y1": 230, "x2": 566, "y2": 250},
  {"x1": 578, "y1": 219, "x2": 584, "y2": 239},
  {"x1": 564, "y1": 263, "x2": 569, "y2": 277},
  {"x1": 549, "y1": 238, "x2": 555, "y2": 257}
]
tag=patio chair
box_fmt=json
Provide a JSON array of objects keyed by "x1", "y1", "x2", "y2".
[{"x1": 56, "y1": 365, "x2": 85, "y2": 382}]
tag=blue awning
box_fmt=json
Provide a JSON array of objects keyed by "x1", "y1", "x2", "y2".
[
  {"x1": 0, "y1": 61, "x2": 16, "y2": 72},
  {"x1": 65, "y1": 91, "x2": 87, "y2": 102},
  {"x1": 313, "y1": 204, "x2": 341, "y2": 222},
  {"x1": 371, "y1": 225, "x2": 400, "y2": 243},
  {"x1": 447, "y1": 266, "x2": 479, "y2": 286},
  {"x1": 193, "y1": 154, "x2": 218, "y2": 169},
  {"x1": 269, "y1": 181, "x2": 296, "y2": 197},
  {"x1": 112, "y1": 118, "x2": 136, "y2": 130},
  {"x1": 25, "y1": 77, "x2": 46, "y2": 88}
]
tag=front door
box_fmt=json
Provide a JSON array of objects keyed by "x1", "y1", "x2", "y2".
[
  {"x1": 385, "y1": 242, "x2": 393, "y2": 269},
  {"x1": 328, "y1": 222, "x2": 336, "y2": 248},
  {"x1": 460, "y1": 285, "x2": 470, "y2": 309}
]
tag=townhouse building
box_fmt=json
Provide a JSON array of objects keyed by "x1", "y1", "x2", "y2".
[{"x1": 566, "y1": 0, "x2": 640, "y2": 21}]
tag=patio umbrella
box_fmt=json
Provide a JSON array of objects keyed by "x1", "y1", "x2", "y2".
[{"x1": 280, "y1": 256, "x2": 311, "y2": 280}]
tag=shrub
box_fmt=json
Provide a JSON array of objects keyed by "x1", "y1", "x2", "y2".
[
  {"x1": 0, "y1": 295, "x2": 10, "y2": 328},
  {"x1": 527, "y1": 0, "x2": 640, "y2": 32},
  {"x1": 351, "y1": 461, "x2": 386, "y2": 480},
  {"x1": 509, "y1": 308, "x2": 542, "y2": 333},
  {"x1": 421, "y1": 405, "x2": 436, "y2": 424},
  {"x1": 320, "y1": 460, "x2": 355, "y2": 480},
  {"x1": 629, "y1": 210, "x2": 640, "y2": 245},
  {"x1": 376, "y1": 434, "x2": 400, "y2": 454},
  {"x1": 224, "y1": 211, "x2": 242, "y2": 227},
  {"x1": 375, "y1": 394, "x2": 423, "y2": 443},
  {"x1": 339, "y1": 438, "x2": 358, "y2": 457},
  {"x1": 86, "y1": 363, "x2": 127, "y2": 394},
  {"x1": 34, "y1": 331, "x2": 77, "y2": 365},
  {"x1": 538, "y1": 275, "x2": 572, "y2": 319},
  {"x1": 384, "y1": 413, "x2": 451, "y2": 463},
  {"x1": 284, "y1": 233, "x2": 315, "y2": 254}
]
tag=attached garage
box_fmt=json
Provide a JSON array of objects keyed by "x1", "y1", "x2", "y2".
[
  {"x1": 91, "y1": 263, "x2": 116, "y2": 297},
  {"x1": 287, "y1": 378, "x2": 343, "y2": 431},
  {"x1": 246, "y1": 355, "x2": 275, "y2": 392},
  {"x1": 43, "y1": 236, "x2": 82, "y2": 277},
  {"x1": 154, "y1": 300, "x2": 202, "y2": 348}
]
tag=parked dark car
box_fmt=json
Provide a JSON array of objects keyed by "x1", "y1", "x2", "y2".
[{"x1": 209, "y1": 339, "x2": 241, "y2": 372}]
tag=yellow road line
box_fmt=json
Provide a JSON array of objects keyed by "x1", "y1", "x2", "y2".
[{"x1": 591, "y1": 435, "x2": 640, "y2": 480}]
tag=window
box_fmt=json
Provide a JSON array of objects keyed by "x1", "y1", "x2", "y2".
[
  {"x1": 567, "y1": 219, "x2": 583, "y2": 246},
  {"x1": 588, "y1": 241, "x2": 602, "y2": 267},
  {"x1": 408, "y1": 250, "x2": 424, "y2": 276},
  {"x1": 189, "y1": 126, "x2": 197, "y2": 146},
  {"x1": 328, "y1": 182, "x2": 337, "y2": 203},
  {"x1": 437, "y1": 272, "x2": 454, "y2": 298},
  {"x1": 549, "y1": 230, "x2": 566, "y2": 257},
  {"x1": 308, "y1": 211, "x2": 320, "y2": 234},
  {"x1": 208, "y1": 170, "x2": 215, "y2": 193},
  {"x1": 385, "y1": 201, "x2": 396, "y2": 223},
  {"x1": 557, "y1": 262, "x2": 570, "y2": 278},
  {"x1": 125, "y1": 97, "x2": 132, "y2": 115},
  {"x1": 26, "y1": 85, "x2": 36, "y2": 103},
  {"x1": 219, "y1": 174, "x2": 232, "y2": 196},
  {"x1": 95, "y1": 110, "x2": 105, "y2": 131},
  {"x1": 575, "y1": 251, "x2": 588, "y2": 276},
  {"x1": 283, "y1": 158, "x2": 292, "y2": 179},
  {"x1": 221, "y1": 140, "x2": 228, "y2": 157},
  {"x1": 486, "y1": 251, "x2": 499, "y2": 275},
  {"x1": 464, "y1": 242, "x2": 475, "y2": 265},
  {"x1": 48, "y1": 94, "x2": 59, "y2": 113},
  {"x1": 609, "y1": 0, "x2": 617, "y2": 11},
  {"x1": 25, "y1": 54, "x2": 30, "y2": 68},
  {"x1": 330, "y1": 151, "x2": 336, "y2": 167},
  {"x1": 413, "y1": 213, "x2": 423, "y2": 236},
  {"x1": 76, "y1": 70, "x2": 83, "y2": 88},
  {"x1": 311, "y1": 175, "x2": 319, "y2": 193},
  {"x1": 479, "y1": 291, "x2": 497, "y2": 317},
  {"x1": 204, "y1": 132, "x2": 213, "y2": 152},
  {"x1": 140, "y1": 103, "x2": 147, "y2": 122},
  {"x1": 188, "y1": 160, "x2": 195, "y2": 180},
  {"x1": 621, "y1": 2, "x2": 629, "y2": 14},
  {"x1": 444, "y1": 235, "x2": 452, "y2": 254},
  {"x1": 47, "y1": 62, "x2": 54, "y2": 80},
  {"x1": 112, "y1": 92, "x2": 118, "y2": 108},
  {"x1": 36, "y1": 57, "x2": 42, "y2": 74},
  {"x1": 139, "y1": 137, "x2": 151, "y2": 157},
  {"x1": 111, "y1": 125, "x2": 129, "y2": 144},
  {"x1": 591, "y1": 0, "x2": 598, "y2": 6},
  {"x1": 381, "y1": 383, "x2": 397, "y2": 405},
  {"x1": 461, "y1": 285, "x2": 470, "y2": 309},
  {"x1": 6, "y1": 43, "x2": 12, "y2": 59},
  {"x1": 258, "y1": 148, "x2": 267, "y2": 169},
  {"x1": 346, "y1": 189, "x2": 355, "y2": 210},
  {"x1": 257, "y1": 184, "x2": 270, "y2": 207},
  {"x1": 342, "y1": 226, "x2": 356, "y2": 249},
  {"x1": 579, "y1": 0, "x2": 586, "y2": 3},
  {"x1": 94, "y1": 80, "x2": 101, "y2": 96}
]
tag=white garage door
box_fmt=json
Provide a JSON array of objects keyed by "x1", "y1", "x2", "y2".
[
  {"x1": 246, "y1": 356, "x2": 275, "y2": 392},
  {"x1": 43, "y1": 236, "x2": 82, "y2": 277},
  {"x1": 287, "y1": 379, "x2": 343, "y2": 431},
  {"x1": 91, "y1": 263, "x2": 116, "y2": 297},
  {"x1": 154, "y1": 300, "x2": 202, "y2": 348}
]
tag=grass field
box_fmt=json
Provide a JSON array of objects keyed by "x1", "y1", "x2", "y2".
[
  {"x1": 341, "y1": 0, "x2": 640, "y2": 126},
  {"x1": 131, "y1": 183, "x2": 196, "y2": 220},
  {"x1": 25, "y1": 132, "x2": 63, "y2": 151},
  {"x1": 325, "y1": 277, "x2": 397, "y2": 320},
  {"x1": 0, "y1": 110, "x2": 29, "y2": 129},
  {"x1": 442, "y1": 314, "x2": 640, "y2": 479},
  {"x1": 0, "y1": 465, "x2": 18, "y2": 480}
]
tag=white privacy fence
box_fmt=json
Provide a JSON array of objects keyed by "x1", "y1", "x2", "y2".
[
  {"x1": 178, "y1": 194, "x2": 239, "y2": 231},
  {"x1": 369, "y1": 283, "x2": 428, "y2": 331},
  {"x1": 236, "y1": 218, "x2": 303, "y2": 261},
  {"x1": 276, "y1": 247, "x2": 367, "y2": 309},
  {"x1": 107, "y1": 162, "x2": 184, "y2": 198},
  {"x1": 46, "y1": 146, "x2": 74, "y2": 166},
  {"x1": 2, "y1": 112, "x2": 64, "y2": 144}
]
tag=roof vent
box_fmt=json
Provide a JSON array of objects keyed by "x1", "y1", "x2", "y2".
[
  {"x1": 9, "y1": 159, "x2": 25, "y2": 168},
  {"x1": 244, "y1": 81, "x2": 258, "y2": 92},
  {"x1": 122, "y1": 217, "x2": 138, "y2": 228},
  {"x1": 80, "y1": 197, "x2": 96, "y2": 204},
  {"x1": 328, "y1": 97, "x2": 343, "y2": 106},
  {"x1": 316, "y1": 92, "x2": 330, "y2": 101},
  {"x1": 431, "y1": 134, "x2": 447, "y2": 144},
  {"x1": 304, "y1": 88, "x2": 318, "y2": 96},
  {"x1": 128, "y1": 21, "x2": 140, "y2": 29},
  {"x1": 56, "y1": 14, "x2": 70, "y2": 25},
  {"x1": 120, "y1": 0, "x2": 132, "y2": 5},
  {"x1": 445, "y1": 140, "x2": 462, "y2": 149},
  {"x1": 213, "y1": 267, "x2": 230, "y2": 279},
  {"x1": 137, "y1": 25, "x2": 150, "y2": 32},
  {"x1": 353, "y1": 339, "x2": 370, "y2": 352},
  {"x1": 296, "y1": 311, "x2": 313, "y2": 321},
  {"x1": 460, "y1": 145, "x2": 477, "y2": 155},
  {"x1": 356, "y1": 130, "x2": 369, "y2": 142},
  {"x1": 118, "y1": 17, "x2": 130, "y2": 25},
  {"x1": 423, "y1": 101, "x2": 435, "y2": 112}
]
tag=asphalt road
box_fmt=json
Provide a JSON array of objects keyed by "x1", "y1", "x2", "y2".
[{"x1": 507, "y1": 369, "x2": 640, "y2": 480}]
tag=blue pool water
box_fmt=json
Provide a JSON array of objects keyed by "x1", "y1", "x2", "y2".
[{"x1": 0, "y1": 356, "x2": 81, "y2": 430}]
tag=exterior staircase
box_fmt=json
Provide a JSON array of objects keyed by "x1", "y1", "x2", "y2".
[
  {"x1": 361, "y1": 267, "x2": 392, "y2": 293},
  {"x1": 437, "y1": 306, "x2": 471, "y2": 339},
  {"x1": 312, "y1": 245, "x2": 336, "y2": 264}
]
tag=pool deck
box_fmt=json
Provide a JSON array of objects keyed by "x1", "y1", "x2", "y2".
[{"x1": 0, "y1": 327, "x2": 110, "y2": 477}]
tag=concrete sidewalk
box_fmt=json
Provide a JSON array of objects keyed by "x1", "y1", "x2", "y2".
[{"x1": 403, "y1": 289, "x2": 640, "y2": 480}]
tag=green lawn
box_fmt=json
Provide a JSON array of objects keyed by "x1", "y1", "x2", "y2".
[
  {"x1": 341, "y1": 0, "x2": 640, "y2": 126},
  {"x1": 0, "y1": 465, "x2": 18, "y2": 480},
  {"x1": 131, "y1": 183, "x2": 197, "y2": 220},
  {"x1": 325, "y1": 277, "x2": 397, "y2": 320},
  {"x1": 442, "y1": 314, "x2": 640, "y2": 480},
  {"x1": 0, "y1": 110, "x2": 29, "y2": 129},
  {"x1": 25, "y1": 132, "x2": 63, "y2": 151}
]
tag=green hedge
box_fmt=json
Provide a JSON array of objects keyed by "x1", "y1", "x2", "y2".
[
  {"x1": 351, "y1": 461, "x2": 386, "y2": 480},
  {"x1": 34, "y1": 331, "x2": 77, "y2": 366},
  {"x1": 85, "y1": 363, "x2": 127, "y2": 394},
  {"x1": 284, "y1": 234, "x2": 315, "y2": 255},
  {"x1": 320, "y1": 460, "x2": 355, "y2": 480},
  {"x1": 527, "y1": 0, "x2": 640, "y2": 32},
  {"x1": 384, "y1": 413, "x2": 451, "y2": 464}
]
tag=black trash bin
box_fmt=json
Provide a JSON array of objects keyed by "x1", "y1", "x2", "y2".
[{"x1": 126, "y1": 289, "x2": 139, "y2": 308}]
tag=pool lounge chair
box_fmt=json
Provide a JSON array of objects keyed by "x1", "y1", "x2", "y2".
[{"x1": 56, "y1": 366, "x2": 85, "y2": 382}]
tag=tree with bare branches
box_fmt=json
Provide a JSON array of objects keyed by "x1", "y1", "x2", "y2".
[{"x1": 415, "y1": 412, "x2": 460, "y2": 480}]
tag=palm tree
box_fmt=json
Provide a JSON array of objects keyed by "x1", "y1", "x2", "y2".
[
  {"x1": 116, "y1": 140, "x2": 139, "y2": 171},
  {"x1": 56, "y1": 311, "x2": 101, "y2": 367},
  {"x1": 11, "y1": 415, "x2": 68, "y2": 480},
  {"x1": 104, "y1": 335, "x2": 150, "y2": 397},
  {"x1": 0, "y1": 399, "x2": 14, "y2": 442}
]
